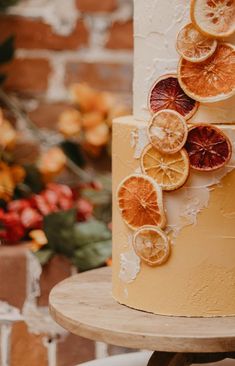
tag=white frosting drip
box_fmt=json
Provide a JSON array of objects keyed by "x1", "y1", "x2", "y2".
[{"x1": 133, "y1": 0, "x2": 235, "y2": 123}]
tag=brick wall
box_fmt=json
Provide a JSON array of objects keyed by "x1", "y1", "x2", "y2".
[
  {"x1": 0, "y1": 2, "x2": 133, "y2": 364},
  {"x1": 0, "y1": 0, "x2": 133, "y2": 105}
]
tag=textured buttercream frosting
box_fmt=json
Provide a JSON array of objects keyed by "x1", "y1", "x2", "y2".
[
  {"x1": 133, "y1": 0, "x2": 235, "y2": 123},
  {"x1": 112, "y1": 0, "x2": 235, "y2": 317}
]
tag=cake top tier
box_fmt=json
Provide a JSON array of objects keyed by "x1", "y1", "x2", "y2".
[{"x1": 133, "y1": 0, "x2": 235, "y2": 123}]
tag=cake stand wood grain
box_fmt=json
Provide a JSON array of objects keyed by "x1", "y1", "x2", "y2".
[{"x1": 49, "y1": 267, "x2": 235, "y2": 366}]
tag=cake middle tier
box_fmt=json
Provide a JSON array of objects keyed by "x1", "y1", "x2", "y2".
[{"x1": 112, "y1": 116, "x2": 235, "y2": 317}]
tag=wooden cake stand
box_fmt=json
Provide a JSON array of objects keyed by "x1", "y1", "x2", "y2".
[{"x1": 49, "y1": 267, "x2": 235, "y2": 366}]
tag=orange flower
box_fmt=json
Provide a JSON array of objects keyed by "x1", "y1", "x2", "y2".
[
  {"x1": 0, "y1": 119, "x2": 17, "y2": 149},
  {"x1": 28, "y1": 230, "x2": 48, "y2": 252},
  {"x1": 92, "y1": 92, "x2": 116, "y2": 116},
  {"x1": 85, "y1": 123, "x2": 109, "y2": 147},
  {"x1": 82, "y1": 111, "x2": 104, "y2": 129},
  {"x1": 38, "y1": 147, "x2": 67, "y2": 181},
  {"x1": 70, "y1": 83, "x2": 97, "y2": 113},
  {"x1": 0, "y1": 162, "x2": 25, "y2": 202},
  {"x1": 58, "y1": 109, "x2": 82, "y2": 138},
  {"x1": 11, "y1": 165, "x2": 26, "y2": 185},
  {"x1": 106, "y1": 258, "x2": 112, "y2": 266}
]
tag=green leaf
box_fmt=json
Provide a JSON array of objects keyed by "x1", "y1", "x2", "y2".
[
  {"x1": 34, "y1": 248, "x2": 54, "y2": 266},
  {"x1": 44, "y1": 209, "x2": 77, "y2": 257},
  {"x1": 0, "y1": 36, "x2": 15, "y2": 64},
  {"x1": 60, "y1": 141, "x2": 86, "y2": 168},
  {"x1": 24, "y1": 164, "x2": 44, "y2": 194},
  {"x1": 73, "y1": 239, "x2": 112, "y2": 272},
  {"x1": 73, "y1": 219, "x2": 111, "y2": 248}
]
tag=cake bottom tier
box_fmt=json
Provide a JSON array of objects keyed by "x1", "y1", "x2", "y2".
[{"x1": 112, "y1": 116, "x2": 235, "y2": 317}]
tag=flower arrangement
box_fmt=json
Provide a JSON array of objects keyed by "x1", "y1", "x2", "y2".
[{"x1": 0, "y1": 81, "x2": 126, "y2": 270}]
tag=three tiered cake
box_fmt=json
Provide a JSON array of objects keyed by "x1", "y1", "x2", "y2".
[{"x1": 112, "y1": 0, "x2": 235, "y2": 317}]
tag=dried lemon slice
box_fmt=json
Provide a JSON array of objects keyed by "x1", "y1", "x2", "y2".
[
  {"x1": 117, "y1": 174, "x2": 166, "y2": 230},
  {"x1": 176, "y1": 23, "x2": 217, "y2": 63},
  {"x1": 148, "y1": 110, "x2": 188, "y2": 154},
  {"x1": 191, "y1": 0, "x2": 235, "y2": 38},
  {"x1": 141, "y1": 145, "x2": 190, "y2": 191},
  {"x1": 133, "y1": 225, "x2": 170, "y2": 266},
  {"x1": 178, "y1": 43, "x2": 235, "y2": 103}
]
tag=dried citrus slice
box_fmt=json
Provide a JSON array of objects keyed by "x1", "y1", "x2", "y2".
[
  {"x1": 178, "y1": 43, "x2": 235, "y2": 103},
  {"x1": 133, "y1": 225, "x2": 170, "y2": 267},
  {"x1": 149, "y1": 74, "x2": 198, "y2": 120},
  {"x1": 117, "y1": 174, "x2": 166, "y2": 230},
  {"x1": 148, "y1": 110, "x2": 188, "y2": 154},
  {"x1": 176, "y1": 23, "x2": 217, "y2": 63},
  {"x1": 191, "y1": 0, "x2": 235, "y2": 38},
  {"x1": 141, "y1": 145, "x2": 190, "y2": 191},
  {"x1": 185, "y1": 124, "x2": 232, "y2": 171}
]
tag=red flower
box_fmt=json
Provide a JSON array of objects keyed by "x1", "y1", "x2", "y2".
[
  {"x1": 76, "y1": 198, "x2": 93, "y2": 222},
  {"x1": 0, "y1": 211, "x2": 25, "y2": 243},
  {"x1": 8, "y1": 199, "x2": 31, "y2": 213},
  {"x1": 20, "y1": 207, "x2": 43, "y2": 229}
]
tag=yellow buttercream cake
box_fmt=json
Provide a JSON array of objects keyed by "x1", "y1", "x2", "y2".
[{"x1": 112, "y1": 0, "x2": 235, "y2": 317}]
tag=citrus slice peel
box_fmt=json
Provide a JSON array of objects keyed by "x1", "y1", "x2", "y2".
[
  {"x1": 148, "y1": 74, "x2": 199, "y2": 120},
  {"x1": 117, "y1": 174, "x2": 166, "y2": 230},
  {"x1": 133, "y1": 225, "x2": 170, "y2": 267},
  {"x1": 148, "y1": 109, "x2": 188, "y2": 154},
  {"x1": 191, "y1": 0, "x2": 235, "y2": 39},
  {"x1": 185, "y1": 124, "x2": 232, "y2": 171},
  {"x1": 141, "y1": 145, "x2": 190, "y2": 191},
  {"x1": 176, "y1": 23, "x2": 217, "y2": 63},
  {"x1": 178, "y1": 43, "x2": 235, "y2": 103}
]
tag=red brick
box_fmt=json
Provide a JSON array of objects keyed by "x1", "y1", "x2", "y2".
[
  {"x1": 38, "y1": 255, "x2": 72, "y2": 307},
  {"x1": 0, "y1": 15, "x2": 88, "y2": 50},
  {"x1": 106, "y1": 21, "x2": 133, "y2": 49},
  {"x1": 28, "y1": 102, "x2": 71, "y2": 131},
  {"x1": 57, "y1": 333, "x2": 95, "y2": 366},
  {"x1": 1, "y1": 58, "x2": 51, "y2": 95},
  {"x1": 76, "y1": 0, "x2": 117, "y2": 12},
  {"x1": 11, "y1": 322, "x2": 48, "y2": 366},
  {"x1": 0, "y1": 245, "x2": 27, "y2": 310},
  {"x1": 65, "y1": 61, "x2": 133, "y2": 93}
]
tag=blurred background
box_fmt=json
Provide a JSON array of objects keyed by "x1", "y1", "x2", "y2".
[{"x1": 0, "y1": 0, "x2": 133, "y2": 365}]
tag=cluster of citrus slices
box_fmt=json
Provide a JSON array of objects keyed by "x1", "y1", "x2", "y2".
[
  {"x1": 177, "y1": 0, "x2": 235, "y2": 103},
  {"x1": 116, "y1": 0, "x2": 235, "y2": 269}
]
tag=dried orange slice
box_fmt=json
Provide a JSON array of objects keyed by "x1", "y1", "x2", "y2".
[
  {"x1": 149, "y1": 75, "x2": 198, "y2": 120},
  {"x1": 185, "y1": 124, "x2": 232, "y2": 171},
  {"x1": 133, "y1": 225, "x2": 170, "y2": 267},
  {"x1": 117, "y1": 174, "x2": 166, "y2": 230},
  {"x1": 191, "y1": 0, "x2": 235, "y2": 38},
  {"x1": 148, "y1": 110, "x2": 188, "y2": 154},
  {"x1": 141, "y1": 145, "x2": 190, "y2": 191},
  {"x1": 176, "y1": 23, "x2": 217, "y2": 63},
  {"x1": 178, "y1": 43, "x2": 235, "y2": 103}
]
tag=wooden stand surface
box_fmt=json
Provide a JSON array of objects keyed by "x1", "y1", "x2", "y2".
[{"x1": 49, "y1": 267, "x2": 235, "y2": 365}]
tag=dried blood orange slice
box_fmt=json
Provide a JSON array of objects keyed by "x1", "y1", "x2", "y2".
[
  {"x1": 178, "y1": 43, "x2": 235, "y2": 103},
  {"x1": 176, "y1": 23, "x2": 217, "y2": 63},
  {"x1": 117, "y1": 174, "x2": 166, "y2": 230},
  {"x1": 133, "y1": 225, "x2": 170, "y2": 267},
  {"x1": 141, "y1": 145, "x2": 190, "y2": 191},
  {"x1": 149, "y1": 75, "x2": 198, "y2": 120},
  {"x1": 148, "y1": 110, "x2": 188, "y2": 154},
  {"x1": 185, "y1": 124, "x2": 232, "y2": 171},
  {"x1": 191, "y1": 0, "x2": 235, "y2": 38}
]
